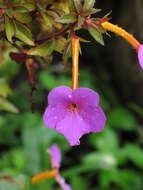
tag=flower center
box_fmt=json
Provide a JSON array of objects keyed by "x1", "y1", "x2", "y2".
[{"x1": 69, "y1": 103, "x2": 78, "y2": 112}]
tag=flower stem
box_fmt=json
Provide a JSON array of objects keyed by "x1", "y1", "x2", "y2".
[
  {"x1": 101, "y1": 21, "x2": 141, "y2": 51},
  {"x1": 72, "y1": 36, "x2": 80, "y2": 91},
  {"x1": 31, "y1": 169, "x2": 57, "y2": 184}
]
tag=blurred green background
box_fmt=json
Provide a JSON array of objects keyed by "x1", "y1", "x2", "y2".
[{"x1": 0, "y1": 0, "x2": 143, "y2": 190}]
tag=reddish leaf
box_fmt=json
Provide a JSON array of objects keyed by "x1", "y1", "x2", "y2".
[{"x1": 9, "y1": 52, "x2": 27, "y2": 64}]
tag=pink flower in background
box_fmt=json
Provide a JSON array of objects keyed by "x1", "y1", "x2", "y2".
[
  {"x1": 47, "y1": 144, "x2": 61, "y2": 169},
  {"x1": 138, "y1": 45, "x2": 143, "y2": 69},
  {"x1": 47, "y1": 144, "x2": 72, "y2": 190},
  {"x1": 44, "y1": 86, "x2": 106, "y2": 146}
]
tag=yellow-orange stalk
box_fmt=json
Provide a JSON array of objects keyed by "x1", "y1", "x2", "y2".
[
  {"x1": 72, "y1": 37, "x2": 80, "y2": 91},
  {"x1": 32, "y1": 169, "x2": 57, "y2": 184},
  {"x1": 102, "y1": 22, "x2": 141, "y2": 51}
]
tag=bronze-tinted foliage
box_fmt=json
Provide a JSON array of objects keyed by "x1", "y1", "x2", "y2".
[
  {"x1": 0, "y1": 0, "x2": 109, "y2": 112},
  {"x1": 0, "y1": 0, "x2": 108, "y2": 66}
]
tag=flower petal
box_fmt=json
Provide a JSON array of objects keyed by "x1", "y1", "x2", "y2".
[
  {"x1": 138, "y1": 45, "x2": 143, "y2": 69},
  {"x1": 48, "y1": 86, "x2": 73, "y2": 106},
  {"x1": 56, "y1": 174, "x2": 72, "y2": 190},
  {"x1": 43, "y1": 105, "x2": 67, "y2": 128},
  {"x1": 56, "y1": 113, "x2": 90, "y2": 146},
  {"x1": 73, "y1": 88, "x2": 99, "y2": 108},
  {"x1": 47, "y1": 144, "x2": 61, "y2": 168},
  {"x1": 79, "y1": 106, "x2": 106, "y2": 132}
]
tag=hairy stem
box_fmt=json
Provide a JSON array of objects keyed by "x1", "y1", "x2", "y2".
[
  {"x1": 72, "y1": 36, "x2": 79, "y2": 91},
  {"x1": 102, "y1": 21, "x2": 141, "y2": 51}
]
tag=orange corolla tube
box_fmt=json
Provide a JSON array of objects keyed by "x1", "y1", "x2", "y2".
[
  {"x1": 32, "y1": 169, "x2": 57, "y2": 184},
  {"x1": 102, "y1": 21, "x2": 141, "y2": 51},
  {"x1": 72, "y1": 36, "x2": 80, "y2": 91}
]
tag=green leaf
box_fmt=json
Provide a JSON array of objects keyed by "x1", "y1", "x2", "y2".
[
  {"x1": 13, "y1": 6, "x2": 29, "y2": 13},
  {"x1": 108, "y1": 106, "x2": 137, "y2": 130},
  {"x1": 63, "y1": 42, "x2": 72, "y2": 66},
  {"x1": 5, "y1": 16, "x2": 15, "y2": 42},
  {"x1": 88, "y1": 27, "x2": 104, "y2": 45},
  {"x1": 47, "y1": 10, "x2": 59, "y2": 19},
  {"x1": 28, "y1": 40, "x2": 55, "y2": 56},
  {"x1": 41, "y1": 11, "x2": 53, "y2": 27},
  {"x1": 90, "y1": 8, "x2": 101, "y2": 15},
  {"x1": 23, "y1": 3, "x2": 35, "y2": 11},
  {"x1": 86, "y1": 8, "x2": 101, "y2": 16},
  {"x1": 15, "y1": 21, "x2": 34, "y2": 46},
  {"x1": 68, "y1": 0, "x2": 76, "y2": 12},
  {"x1": 6, "y1": 9, "x2": 13, "y2": 18},
  {"x1": 83, "y1": 0, "x2": 95, "y2": 11},
  {"x1": 57, "y1": 14, "x2": 76, "y2": 24},
  {"x1": 77, "y1": 15, "x2": 84, "y2": 29},
  {"x1": 54, "y1": 37, "x2": 66, "y2": 53},
  {"x1": 0, "y1": 79, "x2": 11, "y2": 98},
  {"x1": 73, "y1": 0, "x2": 82, "y2": 13},
  {"x1": 13, "y1": 12, "x2": 32, "y2": 24},
  {"x1": 0, "y1": 97, "x2": 19, "y2": 113},
  {"x1": 123, "y1": 144, "x2": 143, "y2": 168},
  {"x1": 78, "y1": 37, "x2": 90, "y2": 43}
]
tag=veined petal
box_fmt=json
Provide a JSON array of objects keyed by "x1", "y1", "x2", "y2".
[
  {"x1": 48, "y1": 86, "x2": 73, "y2": 106},
  {"x1": 73, "y1": 88, "x2": 99, "y2": 108},
  {"x1": 43, "y1": 105, "x2": 67, "y2": 128},
  {"x1": 47, "y1": 144, "x2": 61, "y2": 169},
  {"x1": 56, "y1": 113, "x2": 90, "y2": 146},
  {"x1": 79, "y1": 106, "x2": 106, "y2": 132}
]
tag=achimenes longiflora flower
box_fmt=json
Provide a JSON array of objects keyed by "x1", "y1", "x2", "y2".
[
  {"x1": 43, "y1": 37, "x2": 106, "y2": 146},
  {"x1": 32, "y1": 144, "x2": 72, "y2": 190},
  {"x1": 100, "y1": 21, "x2": 143, "y2": 69},
  {"x1": 43, "y1": 86, "x2": 106, "y2": 146}
]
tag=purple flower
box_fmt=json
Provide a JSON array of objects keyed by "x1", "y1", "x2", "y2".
[
  {"x1": 47, "y1": 144, "x2": 72, "y2": 190},
  {"x1": 47, "y1": 144, "x2": 61, "y2": 169},
  {"x1": 138, "y1": 45, "x2": 143, "y2": 69},
  {"x1": 44, "y1": 86, "x2": 106, "y2": 146}
]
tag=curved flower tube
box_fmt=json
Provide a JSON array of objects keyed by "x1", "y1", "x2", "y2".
[{"x1": 101, "y1": 21, "x2": 143, "y2": 69}]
